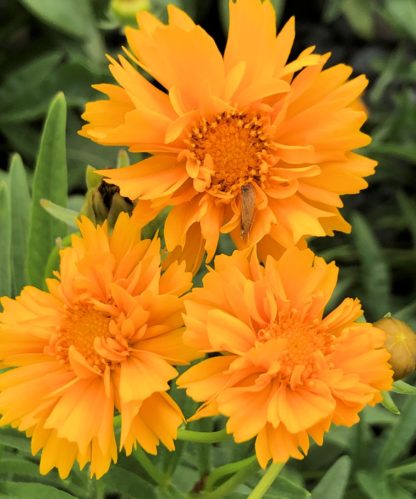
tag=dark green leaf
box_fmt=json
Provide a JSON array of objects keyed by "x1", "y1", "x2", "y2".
[
  {"x1": 27, "y1": 93, "x2": 68, "y2": 288},
  {"x1": 396, "y1": 191, "x2": 416, "y2": 247},
  {"x1": 379, "y1": 397, "x2": 416, "y2": 469},
  {"x1": 100, "y1": 465, "x2": 157, "y2": 499},
  {"x1": 0, "y1": 482, "x2": 75, "y2": 499},
  {"x1": 8, "y1": 154, "x2": 31, "y2": 294},
  {"x1": 311, "y1": 456, "x2": 351, "y2": 499},
  {"x1": 356, "y1": 471, "x2": 392, "y2": 499},
  {"x1": 268, "y1": 476, "x2": 310, "y2": 499},
  {"x1": 0, "y1": 427, "x2": 31, "y2": 453},
  {"x1": 0, "y1": 181, "x2": 12, "y2": 297},
  {"x1": 351, "y1": 212, "x2": 391, "y2": 319},
  {"x1": 0, "y1": 458, "x2": 39, "y2": 478},
  {"x1": 18, "y1": 0, "x2": 97, "y2": 40}
]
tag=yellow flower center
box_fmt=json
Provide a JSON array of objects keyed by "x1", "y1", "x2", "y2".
[
  {"x1": 53, "y1": 305, "x2": 112, "y2": 372},
  {"x1": 257, "y1": 311, "x2": 335, "y2": 381},
  {"x1": 188, "y1": 111, "x2": 271, "y2": 196}
]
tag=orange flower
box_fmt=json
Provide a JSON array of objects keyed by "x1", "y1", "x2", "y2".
[
  {"x1": 80, "y1": 0, "x2": 376, "y2": 261},
  {"x1": 177, "y1": 248, "x2": 392, "y2": 466},
  {"x1": 0, "y1": 214, "x2": 195, "y2": 478}
]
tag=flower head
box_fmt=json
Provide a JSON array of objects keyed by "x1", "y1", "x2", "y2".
[
  {"x1": 0, "y1": 214, "x2": 195, "y2": 478},
  {"x1": 81, "y1": 0, "x2": 376, "y2": 261},
  {"x1": 177, "y1": 248, "x2": 392, "y2": 466}
]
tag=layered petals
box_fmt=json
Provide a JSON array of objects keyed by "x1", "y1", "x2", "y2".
[
  {"x1": 0, "y1": 214, "x2": 195, "y2": 478},
  {"x1": 178, "y1": 247, "x2": 393, "y2": 466},
  {"x1": 81, "y1": 0, "x2": 376, "y2": 263}
]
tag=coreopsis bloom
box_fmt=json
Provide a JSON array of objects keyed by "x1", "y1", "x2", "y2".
[
  {"x1": 177, "y1": 248, "x2": 392, "y2": 466},
  {"x1": 80, "y1": 0, "x2": 376, "y2": 261},
  {"x1": 0, "y1": 214, "x2": 195, "y2": 478}
]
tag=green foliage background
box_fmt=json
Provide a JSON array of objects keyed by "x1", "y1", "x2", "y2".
[{"x1": 0, "y1": 0, "x2": 416, "y2": 497}]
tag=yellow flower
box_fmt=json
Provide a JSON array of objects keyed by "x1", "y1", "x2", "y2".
[
  {"x1": 80, "y1": 0, "x2": 376, "y2": 261},
  {"x1": 177, "y1": 248, "x2": 392, "y2": 466},
  {"x1": 0, "y1": 214, "x2": 196, "y2": 478}
]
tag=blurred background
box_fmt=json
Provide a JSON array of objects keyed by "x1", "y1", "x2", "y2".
[{"x1": 1, "y1": 1, "x2": 416, "y2": 497}]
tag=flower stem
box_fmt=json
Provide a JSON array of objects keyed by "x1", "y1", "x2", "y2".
[
  {"x1": 205, "y1": 455, "x2": 257, "y2": 491},
  {"x1": 133, "y1": 447, "x2": 166, "y2": 486},
  {"x1": 176, "y1": 428, "x2": 229, "y2": 444},
  {"x1": 201, "y1": 460, "x2": 258, "y2": 499},
  {"x1": 247, "y1": 462, "x2": 285, "y2": 499}
]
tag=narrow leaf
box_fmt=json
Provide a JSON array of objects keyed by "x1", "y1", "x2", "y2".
[
  {"x1": 27, "y1": 93, "x2": 68, "y2": 288},
  {"x1": 0, "y1": 482, "x2": 75, "y2": 499},
  {"x1": 8, "y1": 153, "x2": 31, "y2": 294},
  {"x1": 381, "y1": 391, "x2": 400, "y2": 415},
  {"x1": 392, "y1": 380, "x2": 416, "y2": 395},
  {"x1": 40, "y1": 199, "x2": 78, "y2": 228},
  {"x1": 397, "y1": 191, "x2": 416, "y2": 247},
  {"x1": 351, "y1": 212, "x2": 391, "y2": 319},
  {"x1": 311, "y1": 456, "x2": 351, "y2": 499},
  {"x1": 0, "y1": 181, "x2": 12, "y2": 297},
  {"x1": 379, "y1": 397, "x2": 416, "y2": 468},
  {"x1": 100, "y1": 466, "x2": 157, "y2": 499}
]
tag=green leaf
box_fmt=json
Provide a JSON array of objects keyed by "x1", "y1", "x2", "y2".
[
  {"x1": 0, "y1": 458, "x2": 40, "y2": 478},
  {"x1": 392, "y1": 380, "x2": 416, "y2": 395},
  {"x1": 8, "y1": 154, "x2": 31, "y2": 295},
  {"x1": 27, "y1": 93, "x2": 68, "y2": 288},
  {"x1": 311, "y1": 456, "x2": 351, "y2": 499},
  {"x1": 356, "y1": 471, "x2": 392, "y2": 499},
  {"x1": 351, "y1": 212, "x2": 391, "y2": 319},
  {"x1": 268, "y1": 476, "x2": 310, "y2": 499},
  {"x1": 18, "y1": 0, "x2": 97, "y2": 40},
  {"x1": 381, "y1": 391, "x2": 401, "y2": 415},
  {"x1": 382, "y1": 0, "x2": 416, "y2": 42},
  {"x1": 0, "y1": 181, "x2": 12, "y2": 297},
  {"x1": 379, "y1": 397, "x2": 416, "y2": 469},
  {"x1": 40, "y1": 199, "x2": 79, "y2": 229},
  {"x1": 0, "y1": 427, "x2": 31, "y2": 453},
  {"x1": 396, "y1": 191, "x2": 416, "y2": 247},
  {"x1": 100, "y1": 465, "x2": 157, "y2": 499},
  {"x1": 340, "y1": 0, "x2": 374, "y2": 39},
  {"x1": 0, "y1": 482, "x2": 75, "y2": 499}
]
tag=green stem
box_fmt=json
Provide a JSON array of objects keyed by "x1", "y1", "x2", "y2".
[
  {"x1": 176, "y1": 428, "x2": 229, "y2": 444},
  {"x1": 133, "y1": 447, "x2": 166, "y2": 486},
  {"x1": 205, "y1": 455, "x2": 257, "y2": 491},
  {"x1": 202, "y1": 460, "x2": 258, "y2": 499},
  {"x1": 247, "y1": 462, "x2": 285, "y2": 499}
]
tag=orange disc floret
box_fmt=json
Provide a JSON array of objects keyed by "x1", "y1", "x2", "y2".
[
  {"x1": 80, "y1": 0, "x2": 377, "y2": 261},
  {"x1": 0, "y1": 213, "x2": 196, "y2": 479},
  {"x1": 177, "y1": 247, "x2": 392, "y2": 467}
]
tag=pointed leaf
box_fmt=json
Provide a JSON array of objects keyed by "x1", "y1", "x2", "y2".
[
  {"x1": 392, "y1": 380, "x2": 416, "y2": 395},
  {"x1": 27, "y1": 93, "x2": 68, "y2": 288},
  {"x1": 0, "y1": 181, "x2": 12, "y2": 297},
  {"x1": 379, "y1": 397, "x2": 416, "y2": 469},
  {"x1": 351, "y1": 212, "x2": 391, "y2": 319},
  {"x1": 311, "y1": 456, "x2": 351, "y2": 499},
  {"x1": 8, "y1": 153, "x2": 31, "y2": 294},
  {"x1": 40, "y1": 199, "x2": 78, "y2": 228},
  {"x1": 381, "y1": 391, "x2": 400, "y2": 415}
]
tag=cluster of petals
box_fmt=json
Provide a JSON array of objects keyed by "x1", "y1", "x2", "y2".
[
  {"x1": 178, "y1": 248, "x2": 393, "y2": 466},
  {"x1": 0, "y1": 214, "x2": 196, "y2": 478},
  {"x1": 81, "y1": 0, "x2": 377, "y2": 262}
]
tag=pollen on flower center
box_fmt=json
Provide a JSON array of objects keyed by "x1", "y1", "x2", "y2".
[
  {"x1": 188, "y1": 111, "x2": 271, "y2": 196},
  {"x1": 51, "y1": 305, "x2": 112, "y2": 371},
  {"x1": 256, "y1": 310, "x2": 335, "y2": 380}
]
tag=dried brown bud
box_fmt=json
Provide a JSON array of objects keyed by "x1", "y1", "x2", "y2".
[{"x1": 375, "y1": 317, "x2": 416, "y2": 380}]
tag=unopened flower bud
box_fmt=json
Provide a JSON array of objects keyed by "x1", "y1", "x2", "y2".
[
  {"x1": 81, "y1": 168, "x2": 133, "y2": 226},
  {"x1": 375, "y1": 317, "x2": 416, "y2": 380},
  {"x1": 110, "y1": 0, "x2": 151, "y2": 26}
]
